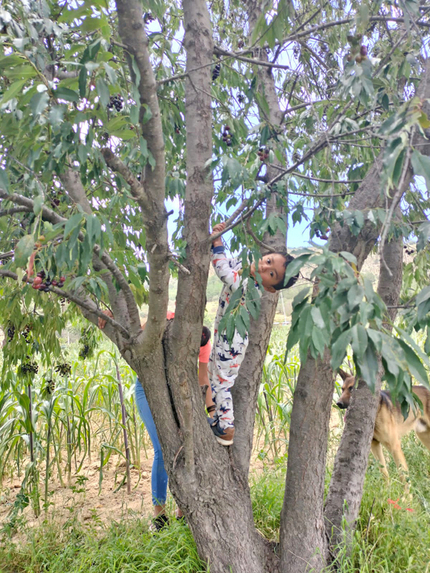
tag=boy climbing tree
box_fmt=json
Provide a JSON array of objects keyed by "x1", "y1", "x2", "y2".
[{"x1": 208, "y1": 222, "x2": 298, "y2": 445}]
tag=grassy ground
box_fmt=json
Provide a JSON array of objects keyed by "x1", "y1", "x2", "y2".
[{"x1": 1, "y1": 434, "x2": 429, "y2": 573}]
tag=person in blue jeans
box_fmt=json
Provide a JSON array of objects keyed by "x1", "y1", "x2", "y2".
[{"x1": 135, "y1": 323, "x2": 212, "y2": 531}]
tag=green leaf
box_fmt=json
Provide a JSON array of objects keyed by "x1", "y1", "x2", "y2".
[
  {"x1": 397, "y1": 339, "x2": 429, "y2": 388},
  {"x1": 357, "y1": 343, "x2": 378, "y2": 393},
  {"x1": 340, "y1": 251, "x2": 357, "y2": 265},
  {"x1": 311, "y1": 326, "x2": 326, "y2": 356},
  {"x1": 33, "y1": 195, "x2": 44, "y2": 216},
  {"x1": 79, "y1": 66, "x2": 87, "y2": 98},
  {"x1": 96, "y1": 77, "x2": 110, "y2": 107},
  {"x1": 292, "y1": 287, "x2": 310, "y2": 307},
  {"x1": 48, "y1": 105, "x2": 66, "y2": 127},
  {"x1": 0, "y1": 79, "x2": 27, "y2": 104},
  {"x1": 331, "y1": 329, "x2": 352, "y2": 370},
  {"x1": 367, "y1": 329, "x2": 382, "y2": 353},
  {"x1": 55, "y1": 87, "x2": 80, "y2": 102},
  {"x1": 283, "y1": 254, "x2": 311, "y2": 286},
  {"x1": 15, "y1": 235, "x2": 35, "y2": 268},
  {"x1": 64, "y1": 213, "x2": 83, "y2": 239},
  {"x1": 226, "y1": 314, "x2": 236, "y2": 342},
  {"x1": 351, "y1": 324, "x2": 367, "y2": 361},
  {"x1": 30, "y1": 91, "x2": 49, "y2": 116},
  {"x1": 0, "y1": 168, "x2": 9, "y2": 191},
  {"x1": 311, "y1": 307, "x2": 325, "y2": 329},
  {"x1": 416, "y1": 285, "x2": 430, "y2": 307},
  {"x1": 347, "y1": 284, "x2": 364, "y2": 309}
]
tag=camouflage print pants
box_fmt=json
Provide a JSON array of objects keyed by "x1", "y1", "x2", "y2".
[{"x1": 208, "y1": 330, "x2": 248, "y2": 429}]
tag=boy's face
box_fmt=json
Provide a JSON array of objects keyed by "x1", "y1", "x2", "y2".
[{"x1": 250, "y1": 254, "x2": 287, "y2": 293}]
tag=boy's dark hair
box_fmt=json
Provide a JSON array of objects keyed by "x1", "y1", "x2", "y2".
[
  {"x1": 201, "y1": 326, "x2": 211, "y2": 347},
  {"x1": 263, "y1": 251, "x2": 299, "y2": 291}
]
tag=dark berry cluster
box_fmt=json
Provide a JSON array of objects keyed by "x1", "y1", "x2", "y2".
[
  {"x1": 79, "y1": 326, "x2": 96, "y2": 360},
  {"x1": 21, "y1": 325, "x2": 32, "y2": 343},
  {"x1": 19, "y1": 358, "x2": 39, "y2": 376},
  {"x1": 293, "y1": 44, "x2": 300, "y2": 59},
  {"x1": 7, "y1": 322, "x2": 15, "y2": 342},
  {"x1": 79, "y1": 343, "x2": 90, "y2": 359},
  {"x1": 46, "y1": 379, "x2": 56, "y2": 394},
  {"x1": 32, "y1": 271, "x2": 66, "y2": 292},
  {"x1": 50, "y1": 190, "x2": 63, "y2": 208},
  {"x1": 222, "y1": 126, "x2": 232, "y2": 147},
  {"x1": 55, "y1": 363, "x2": 71, "y2": 377},
  {"x1": 144, "y1": 12, "x2": 155, "y2": 23},
  {"x1": 212, "y1": 62, "x2": 221, "y2": 81},
  {"x1": 258, "y1": 147, "x2": 269, "y2": 162},
  {"x1": 237, "y1": 94, "x2": 245, "y2": 104},
  {"x1": 108, "y1": 95, "x2": 123, "y2": 112}
]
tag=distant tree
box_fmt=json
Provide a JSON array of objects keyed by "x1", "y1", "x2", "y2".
[{"x1": 1, "y1": 1, "x2": 430, "y2": 571}]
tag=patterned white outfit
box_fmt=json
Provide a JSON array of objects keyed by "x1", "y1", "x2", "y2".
[{"x1": 209, "y1": 246, "x2": 259, "y2": 430}]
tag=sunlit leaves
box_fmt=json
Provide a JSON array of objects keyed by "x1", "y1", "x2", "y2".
[
  {"x1": 14, "y1": 235, "x2": 35, "y2": 268},
  {"x1": 285, "y1": 247, "x2": 428, "y2": 407}
]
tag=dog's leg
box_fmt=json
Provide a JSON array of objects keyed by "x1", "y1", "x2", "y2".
[
  {"x1": 388, "y1": 439, "x2": 411, "y2": 498},
  {"x1": 415, "y1": 419, "x2": 430, "y2": 452},
  {"x1": 370, "y1": 440, "x2": 389, "y2": 480}
]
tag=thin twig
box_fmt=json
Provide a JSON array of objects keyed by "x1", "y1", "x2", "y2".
[{"x1": 168, "y1": 252, "x2": 191, "y2": 275}]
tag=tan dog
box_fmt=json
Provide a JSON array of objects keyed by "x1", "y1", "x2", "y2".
[{"x1": 337, "y1": 369, "x2": 430, "y2": 483}]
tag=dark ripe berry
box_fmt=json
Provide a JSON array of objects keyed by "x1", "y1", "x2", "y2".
[
  {"x1": 226, "y1": 140, "x2": 232, "y2": 147},
  {"x1": 238, "y1": 39, "x2": 244, "y2": 49},
  {"x1": 360, "y1": 45, "x2": 367, "y2": 57},
  {"x1": 52, "y1": 280, "x2": 58, "y2": 286},
  {"x1": 212, "y1": 62, "x2": 221, "y2": 81},
  {"x1": 55, "y1": 362, "x2": 71, "y2": 377},
  {"x1": 57, "y1": 282, "x2": 64, "y2": 288},
  {"x1": 19, "y1": 359, "x2": 38, "y2": 376},
  {"x1": 108, "y1": 95, "x2": 123, "y2": 112},
  {"x1": 7, "y1": 324, "x2": 15, "y2": 341},
  {"x1": 46, "y1": 380, "x2": 55, "y2": 394},
  {"x1": 224, "y1": 125, "x2": 230, "y2": 131},
  {"x1": 238, "y1": 94, "x2": 245, "y2": 104},
  {"x1": 144, "y1": 12, "x2": 155, "y2": 23},
  {"x1": 37, "y1": 271, "x2": 45, "y2": 279}
]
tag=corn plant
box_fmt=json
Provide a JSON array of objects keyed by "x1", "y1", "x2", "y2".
[
  {"x1": 0, "y1": 340, "x2": 151, "y2": 526},
  {"x1": 255, "y1": 344, "x2": 300, "y2": 462}
]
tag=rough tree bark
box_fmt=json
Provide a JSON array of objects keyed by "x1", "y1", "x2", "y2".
[
  {"x1": 323, "y1": 56, "x2": 430, "y2": 552},
  {"x1": 2, "y1": 4, "x2": 429, "y2": 573},
  {"x1": 280, "y1": 56, "x2": 430, "y2": 573},
  {"x1": 324, "y1": 206, "x2": 403, "y2": 552},
  {"x1": 232, "y1": 0, "x2": 288, "y2": 479}
]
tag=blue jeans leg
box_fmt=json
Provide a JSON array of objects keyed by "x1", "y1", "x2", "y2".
[{"x1": 135, "y1": 378, "x2": 168, "y2": 506}]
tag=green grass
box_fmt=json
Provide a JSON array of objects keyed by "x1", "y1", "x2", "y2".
[
  {"x1": 0, "y1": 515, "x2": 207, "y2": 573},
  {"x1": 2, "y1": 436, "x2": 429, "y2": 573}
]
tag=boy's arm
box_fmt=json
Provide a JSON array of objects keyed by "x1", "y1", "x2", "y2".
[{"x1": 210, "y1": 223, "x2": 243, "y2": 291}]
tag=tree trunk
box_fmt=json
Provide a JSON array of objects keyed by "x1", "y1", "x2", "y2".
[
  {"x1": 279, "y1": 352, "x2": 332, "y2": 572},
  {"x1": 324, "y1": 207, "x2": 403, "y2": 550}
]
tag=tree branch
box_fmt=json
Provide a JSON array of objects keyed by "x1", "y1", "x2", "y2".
[
  {"x1": 0, "y1": 269, "x2": 130, "y2": 338},
  {"x1": 0, "y1": 207, "x2": 32, "y2": 217},
  {"x1": 101, "y1": 147, "x2": 149, "y2": 212},
  {"x1": 0, "y1": 189, "x2": 141, "y2": 334}
]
